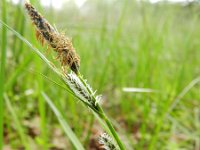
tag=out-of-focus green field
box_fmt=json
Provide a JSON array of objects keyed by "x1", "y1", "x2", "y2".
[{"x1": 1, "y1": 0, "x2": 200, "y2": 149}]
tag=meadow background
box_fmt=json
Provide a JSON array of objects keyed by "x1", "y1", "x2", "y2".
[{"x1": 0, "y1": 0, "x2": 200, "y2": 149}]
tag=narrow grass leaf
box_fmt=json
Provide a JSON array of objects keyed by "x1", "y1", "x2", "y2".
[
  {"x1": 4, "y1": 94, "x2": 30, "y2": 150},
  {"x1": 42, "y1": 92, "x2": 85, "y2": 150},
  {"x1": 0, "y1": 0, "x2": 7, "y2": 148},
  {"x1": 122, "y1": 87, "x2": 157, "y2": 93},
  {"x1": 168, "y1": 76, "x2": 200, "y2": 114}
]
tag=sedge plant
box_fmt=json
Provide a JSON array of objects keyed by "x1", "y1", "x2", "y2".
[{"x1": 23, "y1": 2, "x2": 125, "y2": 150}]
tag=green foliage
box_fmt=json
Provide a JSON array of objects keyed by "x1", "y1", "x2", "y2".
[
  {"x1": 0, "y1": 0, "x2": 7, "y2": 149},
  {"x1": 0, "y1": 0, "x2": 200, "y2": 149}
]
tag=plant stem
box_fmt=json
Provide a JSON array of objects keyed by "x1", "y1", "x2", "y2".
[
  {"x1": 77, "y1": 73, "x2": 125, "y2": 150},
  {"x1": 98, "y1": 106, "x2": 126, "y2": 150}
]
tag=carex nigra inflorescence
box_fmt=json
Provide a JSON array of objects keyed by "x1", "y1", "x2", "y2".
[{"x1": 25, "y1": 2, "x2": 80, "y2": 74}]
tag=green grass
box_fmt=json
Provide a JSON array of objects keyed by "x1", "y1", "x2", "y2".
[
  {"x1": 4, "y1": 94, "x2": 30, "y2": 149},
  {"x1": 42, "y1": 93, "x2": 85, "y2": 150},
  {"x1": 0, "y1": 0, "x2": 200, "y2": 149},
  {"x1": 0, "y1": 0, "x2": 7, "y2": 149}
]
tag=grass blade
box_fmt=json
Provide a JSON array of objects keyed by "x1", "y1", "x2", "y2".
[
  {"x1": 168, "y1": 76, "x2": 200, "y2": 114},
  {"x1": 122, "y1": 87, "x2": 157, "y2": 93},
  {"x1": 0, "y1": 0, "x2": 7, "y2": 148},
  {"x1": 4, "y1": 94, "x2": 30, "y2": 150},
  {"x1": 42, "y1": 92, "x2": 85, "y2": 150}
]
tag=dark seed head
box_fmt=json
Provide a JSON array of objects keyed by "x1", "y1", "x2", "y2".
[{"x1": 25, "y1": 2, "x2": 80, "y2": 74}]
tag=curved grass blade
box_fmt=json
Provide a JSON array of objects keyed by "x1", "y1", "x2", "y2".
[
  {"x1": 168, "y1": 76, "x2": 200, "y2": 114},
  {"x1": 42, "y1": 92, "x2": 85, "y2": 150}
]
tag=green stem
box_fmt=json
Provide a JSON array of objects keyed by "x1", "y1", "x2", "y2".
[
  {"x1": 98, "y1": 106, "x2": 126, "y2": 150},
  {"x1": 77, "y1": 72, "x2": 125, "y2": 150}
]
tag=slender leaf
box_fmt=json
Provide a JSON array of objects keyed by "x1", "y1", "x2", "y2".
[{"x1": 42, "y1": 92, "x2": 85, "y2": 150}]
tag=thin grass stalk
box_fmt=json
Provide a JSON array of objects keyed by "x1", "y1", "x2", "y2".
[
  {"x1": 102, "y1": 113, "x2": 125, "y2": 150},
  {"x1": 0, "y1": 0, "x2": 7, "y2": 148},
  {"x1": 36, "y1": 60, "x2": 48, "y2": 149}
]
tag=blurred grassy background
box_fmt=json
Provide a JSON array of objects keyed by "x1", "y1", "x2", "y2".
[{"x1": 0, "y1": 0, "x2": 200, "y2": 149}]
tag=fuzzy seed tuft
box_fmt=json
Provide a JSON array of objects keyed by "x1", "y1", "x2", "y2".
[{"x1": 99, "y1": 133, "x2": 119, "y2": 150}]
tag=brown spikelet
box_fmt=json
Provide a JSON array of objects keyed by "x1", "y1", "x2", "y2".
[
  {"x1": 35, "y1": 30, "x2": 45, "y2": 46},
  {"x1": 25, "y1": 2, "x2": 80, "y2": 74}
]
